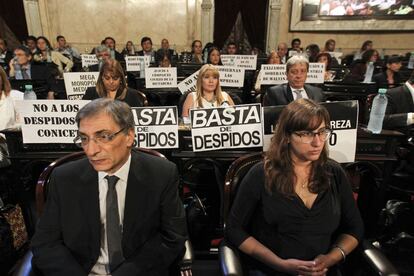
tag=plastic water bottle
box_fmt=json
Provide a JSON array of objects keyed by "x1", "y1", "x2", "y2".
[
  {"x1": 367, "y1": 88, "x2": 388, "y2": 134},
  {"x1": 24, "y1": 84, "x2": 37, "y2": 100},
  {"x1": 203, "y1": 48, "x2": 208, "y2": 64},
  {"x1": 139, "y1": 59, "x2": 145, "y2": 78},
  {"x1": 408, "y1": 52, "x2": 414, "y2": 69}
]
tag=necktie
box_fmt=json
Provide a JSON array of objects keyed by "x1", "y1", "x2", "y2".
[
  {"x1": 21, "y1": 69, "x2": 30, "y2": 80},
  {"x1": 293, "y1": 89, "x2": 303, "y2": 99},
  {"x1": 105, "y1": 175, "x2": 124, "y2": 272}
]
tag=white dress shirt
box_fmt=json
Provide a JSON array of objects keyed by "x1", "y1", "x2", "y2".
[
  {"x1": 405, "y1": 81, "x2": 414, "y2": 125},
  {"x1": 290, "y1": 86, "x2": 309, "y2": 100},
  {"x1": 89, "y1": 154, "x2": 131, "y2": 276}
]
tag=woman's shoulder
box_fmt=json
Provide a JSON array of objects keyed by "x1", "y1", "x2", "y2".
[
  {"x1": 325, "y1": 158, "x2": 343, "y2": 173},
  {"x1": 82, "y1": 87, "x2": 98, "y2": 100}
]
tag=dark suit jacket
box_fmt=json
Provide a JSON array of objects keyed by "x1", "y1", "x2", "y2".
[
  {"x1": 83, "y1": 87, "x2": 143, "y2": 107},
  {"x1": 114, "y1": 50, "x2": 125, "y2": 62},
  {"x1": 372, "y1": 71, "x2": 402, "y2": 90},
  {"x1": 31, "y1": 149, "x2": 187, "y2": 276},
  {"x1": 383, "y1": 83, "x2": 414, "y2": 129},
  {"x1": 263, "y1": 83, "x2": 325, "y2": 106}
]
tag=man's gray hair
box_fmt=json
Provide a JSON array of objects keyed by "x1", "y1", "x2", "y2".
[
  {"x1": 95, "y1": 45, "x2": 110, "y2": 54},
  {"x1": 286, "y1": 55, "x2": 309, "y2": 73},
  {"x1": 76, "y1": 98, "x2": 134, "y2": 131}
]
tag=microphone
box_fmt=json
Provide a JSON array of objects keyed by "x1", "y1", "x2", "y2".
[{"x1": 221, "y1": 101, "x2": 230, "y2": 107}]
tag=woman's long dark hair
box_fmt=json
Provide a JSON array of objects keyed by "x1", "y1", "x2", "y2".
[{"x1": 264, "y1": 99, "x2": 331, "y2": 196}]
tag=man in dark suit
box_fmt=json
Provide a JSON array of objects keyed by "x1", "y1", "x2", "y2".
[
  {"x1": 88, "y1": 45, "x2": 111, "y2": 72},
  {"x1": 137, "y1": 37, "x2": 156, "y2": 64},
  {"x1": 104, "y1": 37, "x2": 124, "y2": 62},
  {"x1": 8, "y1": 46, "x2": 57, "y2": 98},
  {"x1": 32, "y1": 99, "x2": 187, "y2": 275},
  {"x1": 263, "y1": 55, "x2": 324, "y2": 106},
  {"x1": 383, "y1": 72, "x2": 414, "y2": 130}
]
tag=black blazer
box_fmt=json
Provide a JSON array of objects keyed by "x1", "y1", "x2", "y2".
[
  {"x1": 372, "y1": 71, "x2": 402, "y2": 90},
  {"x1": 83, "y1": 87, "x2": 143, "y2": 107},
  {"x1": 263, "y1": 83, "x2": 325, "y2": 106},
  {"x1": 383, "y1": 83, "x2": 414, "y2": 129},
  {"x1": 31, "y1": 149, "x2": 187, "y2": 276},
  {"x1": 114, "y1": 50, "x2": 125, "y2": 62}
]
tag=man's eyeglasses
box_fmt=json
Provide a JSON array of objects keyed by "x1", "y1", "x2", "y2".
[
  {"x1": 293, "y1": 128, "x2": 333, "y2": 144},
  {"x1": 73, "y1": 128, "x2": 126, "y2": 148}
]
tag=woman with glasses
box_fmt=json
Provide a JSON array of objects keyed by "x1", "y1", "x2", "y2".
[
  {"x1": 83, "y1": 59, "x2": 142, "y2": 107},
  {"x1": 226, "y1": 99, "x2": 363, "y2": 276}
]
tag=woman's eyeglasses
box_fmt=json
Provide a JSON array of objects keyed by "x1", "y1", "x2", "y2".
[{"x1": 293, "y1": 128, "x2": 333, "y2": 144}]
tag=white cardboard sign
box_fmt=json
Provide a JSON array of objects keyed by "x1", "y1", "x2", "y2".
[
  {"x1": 15, "y1": 100, "x2": 90, "y2": 144},
  {"x1": 145, "y1": 67, "x2": 177, "y2": 88},
  {"x1": 81, "y1": 54, "x2": 98, "y2": 68},
  {"x1": 63, "y1": 72, "x2": 99, "y2": 100},
  {"x1": 221, "y1": 55, "x2": 257, "y2": 70}
]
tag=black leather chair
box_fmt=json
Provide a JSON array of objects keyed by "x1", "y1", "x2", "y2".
[
  {"x1": 218, "y1": 152, "x2": 399, "y2": 276},
  {"x1": 13, "y1": 148, "x2": 193, "y2": 276}
]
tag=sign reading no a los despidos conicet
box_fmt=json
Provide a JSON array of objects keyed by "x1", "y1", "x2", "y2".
[
  {"x1": 190, "y1": 104, "x2": 263, "y2": 152},
  {"x1": 131, "y1": 106, "x2": 179, "y2": 149},
  {"x1": 14, "y1": 100, "x2": 90, "y2": 144}
]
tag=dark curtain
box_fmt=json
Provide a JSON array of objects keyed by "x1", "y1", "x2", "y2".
[
  {"x1": 214, "y1": 0, "x2": 267, "y2": 50},
  {"x1": 0, "y1": 0, "x2": 28, "y2": 42},
  {"x1": 240, "y1": 0, "x2": 267, "y2": 50},
  {"x1": 213, "y1": 0, "x2": 241, "y2": 49}
]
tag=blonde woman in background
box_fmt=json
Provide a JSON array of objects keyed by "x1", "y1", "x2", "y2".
[{"x1": 182, "y1": 64, "x2": 234, "y2": 117}]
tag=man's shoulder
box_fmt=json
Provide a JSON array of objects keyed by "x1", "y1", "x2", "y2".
[
  {"x1": 52, "y1": 156, "x2": 91, "y2": 176},
  {"x1": 268, "y1": 83, "x2": 287, "y2": 93},
  {"x1": 132, "y1": 149, "x2": 175, "y2": 171}
]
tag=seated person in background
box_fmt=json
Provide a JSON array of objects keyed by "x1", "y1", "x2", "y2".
[
  {"x1": 383, "y1": 71, "x2": 414, "y2": 130},
  {"x1": 207, "y1": 47, "x2": 223, "y2": 66},
  {"x1": 0, "y1": 38, "x2": 13, "y2": 67},
  {"x1": 88, "y1": 45, "x2": 111, "y2": 72},
  {"x1": 8, "y1": 46, "x2": 56, "y2": 99},
  {"x1": 288, "y1": 38, "x2": 303, "y2": 54},
  {"x1": 104, "y1": 36, "x2": 124, "y2": 62},
  {"x1": 264, "y1": 55, "x2": 324, "y2": 106},
  {"x1": 182, "y1": 64, "x2": 234, "y2": 117},
  {"x1": 373, "y1": 55, "x2": 402, "y2": 89},
  {"x1": 226, "y1": 42, "x2": 238, "y2": 55},
  {"x1": 0, "y1": 67, "x2": 16, "y2": 131},
  {"x1": 316, "y1": 52, "x2": 335, "y2": 81},
  {"x1": 32, "y1": 98, "x2": 187, "y2": 275},
  {"x1": 277, "y1": 42, "x2": 288, "y2": 64},
  {"x1": 55, "y1": 35, "x2": 81, "y2": 61},
  {"x1": 353, "y1": 40, "x2": 373, "y2": 61},
  {"x1": 156, "y1": 38, "x2": 174, "y2": 63},
  {"x1": 322, "y1": 39, "x2": 339, "y2": 67},
  {"x1": 190, "y1": 40, "x2": 203, "y2": 63},
  {"x1": 347, "y1": 49, "x2": 379, "y2": 83},
  {"x1": 121, "y1": 41, "x2": 136, "y2": 56},
  {"x1": 33, "y1": 36, "x2": 73, "y2": 77},
  {"x1": 159, "y1": 54, "x2": 171, "y2": 68},
  {"x1": 137, "y1": 36, "x2": 155, "y2": 62},
  {"x1": 25, "y1": 35, "x2": 37, "y2": 54},
  {"x1": 255, "y1": 51, "x2": 281, "y2": 92},
  {"x1": 83, "y1": 59, "x2": 142, "y2": 107},
  {"x1": 226, "y1": 98, "x2": 363, "y2": 275},
  {"x1": 305, "y1": 44, "x2": 320, "y2": 62}
]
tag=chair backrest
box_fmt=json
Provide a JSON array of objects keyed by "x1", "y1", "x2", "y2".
[
  {"x1": 35, "y1": 148, "x2": 165, "y2": 215},
  {"x1": 136, "y1": 90, "x2": 149, "y2": 106},
  {"x1": 223, "y1": 152, "x2": 264, "y2": 227}
]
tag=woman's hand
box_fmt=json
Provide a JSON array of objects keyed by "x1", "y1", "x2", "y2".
[{"x1": 281, "y1": 258, "x2": 327, "y2": 276}]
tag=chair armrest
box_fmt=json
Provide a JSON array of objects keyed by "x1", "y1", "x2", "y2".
[
  {"x1": 362, "y1": 241, "x2": 399, "y2": 276},
  {"x1": 219, "y1": 242, "x2": 243, "y2": 276},
  {"x1": 13, "y1": 250, "x2": 37, "y2": 276},
  {"x1": 179, "y1": 240, "x2": 194, "y2": 274}
]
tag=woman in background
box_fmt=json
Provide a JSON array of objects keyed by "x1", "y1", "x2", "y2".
[
  {"x1": 207, "y1": 47, "x2": 223, "y2": 66},
  {"x1": 83, "y1": 59, "x2": 142, "y2": 107},
  {"x1": 33, "y1": 36, "x2": 73, "y2": 77},
  {"x1": 182, "y1": 64, "x2": 234, "y2": 117}
]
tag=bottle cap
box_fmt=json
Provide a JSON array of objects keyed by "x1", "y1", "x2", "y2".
[
  {"x1": 378, "y1": 88, "x2": 387, "y2": 94},
  {"x1": 25, "y1": 84, "x2": 33, "y2": 90}
]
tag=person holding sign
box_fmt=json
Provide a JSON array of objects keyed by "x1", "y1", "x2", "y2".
[
  {"x1": 83, "y1": 59, "x2": 142, "y2": 107},
  {"x1": 263, "y1": 55, "x2": 324, "y2": 106},
  {"x1": 226, "y1": 99, "x2": 363, "y2": 275},
  {"x1": 182, "y1": 64, "x2": 234, "y2": 117},
  {"x1": 32, "y1": 98, "x2": 187, "y2": 275}
]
